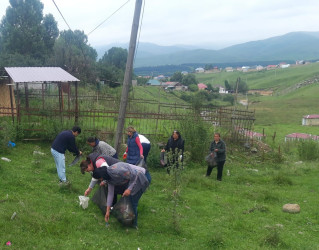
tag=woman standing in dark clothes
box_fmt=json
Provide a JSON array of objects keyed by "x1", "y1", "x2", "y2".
[
  {"x1": 206, "y1": 133, "x2": 226, "y2": 181},
  {"x1": 161, "y1": 130, "x2": 185, "y2": 173}
]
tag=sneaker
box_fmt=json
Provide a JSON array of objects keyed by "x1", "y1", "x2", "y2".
[{"x1": 59, "y1": 180, "x2": 71, "y2": 187}]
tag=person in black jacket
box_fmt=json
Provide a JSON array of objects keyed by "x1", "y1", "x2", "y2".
[
  {"x1": 206, "y1": 133, "x2": 226, "y2": 181},
  {"x1": 51, "y1": 126, "x2": 82, "y2": 184},
  {"x1": 161, "y1": 130, "x2": 185, "y2": 173}
]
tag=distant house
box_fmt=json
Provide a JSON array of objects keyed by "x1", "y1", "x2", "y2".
[
  {"x1": 215, "y1": 84, "x2": 228, "y2": 94},
  {"x1": 162, "y1": 81, "x2": 187, "y2": 91},
  {"x1": 195, "y1": 67, "x2": 205, "y2": 73},
  {"x1": 256, "y1": 65, "x2": 264, "y2": 71},
  {"x1": 225, "y1": 67, "x2": 233, "y2": 72},
  {"x1": 242, "y1": 66, "x2": 250, "y2": 72},
  {"x1": 147, "y1": 79, "x2": 161, "y2": 86},
  {"x1": 280, "y1": 64, "x2": 290, "y2": 69},
  {"x1": 197, "y1": 83, "x2": 207, "y2": 90},
  {"x1": 181, "y1": 71, "x2": 188, "y2": 75},
  {"x1": 285, "y1": 133, "x2": 319, "y2": 142},
  {"x1": 267, "y1": 65, "x2": 277, "y2": 70},
  {"x1": 154, "y1": 75, "x2": 165, "y2": 80},
  {"x1": 302, "y1": 114, "x2": 319, "y2": 126}
]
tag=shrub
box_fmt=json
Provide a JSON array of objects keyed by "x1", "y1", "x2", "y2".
[
  {"x1": 297, "y1": 140, "x2": 319, "y2": 161},
  {"x1": 179, "y1": 116, "x2": 212, "y2": 163}
]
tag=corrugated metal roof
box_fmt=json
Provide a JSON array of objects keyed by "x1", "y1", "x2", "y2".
[
  {"x1": 303, "y1": 114, "x2": 319, "y2": 119},
  {"x1": 4, "y1": 67, "x2": 80, "y2": 83}
]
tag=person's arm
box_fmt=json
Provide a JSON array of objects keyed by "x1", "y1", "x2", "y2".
[
  {"x1": 126, "y1": 165, "x2": 140, "y2": 192},
  {"x1": 68, "y1": 135, "x2": 80, "y2": 155},
  {"x1": 84, "y1": 178, "x2": 98, "y2": 196},
  {"x1": 135, "y1": 136, "x2": 143, "y2": 157},
  {"x1": 105, "y1": 183, "x2": 114, "y2": 222},
  {"x1": 217, "y1": 141, "x2": 226, "y2": 153}
]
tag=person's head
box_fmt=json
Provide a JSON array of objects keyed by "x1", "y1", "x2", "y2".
[
  {"x1": 80, "y1": 158, "x2": 94, "y2": 174},
  {"x1": 172, "y1": 130, "x2": 181, "y2": 140},
  {"x1": 72, "y1": 126, "x2": 81, "y2": 137},
  {"x1": 87, "y1": 136, "x2": 97, "y2": 147},
  {"x1": 127, "y1": 126, "x2": 136, "y2": 137},
  {"x1": 214, "y1": 133, "x2": 221, "y2": 142}
]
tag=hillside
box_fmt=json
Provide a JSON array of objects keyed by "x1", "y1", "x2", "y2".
[
  {"x1": 194, "y1": 62, "x2": 319, "y2": 142},
  {"x1": 131, "y1": 31, "x2": 319, "y2": 68}
]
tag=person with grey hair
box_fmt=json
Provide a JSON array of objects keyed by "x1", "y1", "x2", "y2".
[
  {"x1": 87, "y1": 137, "x2": 118, "y2": 159},
  {"x1": 92, "y1": 161, "x2": 151, "y2": 229}
]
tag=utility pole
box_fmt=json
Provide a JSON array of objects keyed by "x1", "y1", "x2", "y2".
[{"x1": 114, "y1": 0, "x2": 143, "y2": 153}]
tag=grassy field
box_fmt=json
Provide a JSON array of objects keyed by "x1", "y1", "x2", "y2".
[
  {"x1": 194, "y1": 62, "x2": 319, "y2": 143},
  {"x1": 195, "y1": 63, "x2": 319, "y2": 91},
  {"x1": 1, "y1": 62, "x2": 319, "y2": 249},
  {"x1": 1, "y1": 140, "x2": 319, "y2": 249}
]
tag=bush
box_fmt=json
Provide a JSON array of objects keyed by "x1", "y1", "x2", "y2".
[
  {"x1": 297, "y1": 140, "x2": 319, "y2": 161},
  {"x1": 179, "y1": 116, "x2": 212, "y2": 163}
]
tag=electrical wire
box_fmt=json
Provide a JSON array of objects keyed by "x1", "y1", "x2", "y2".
[
  {"x1": 52, "y1": 0, "x2": 72, "y2": 30},
  {"x1": 133, "y1": 0, "x2": 145, "y2": 64},
  {"x1": 87, "y1": 0, "x2": 131, "y2": 36}
]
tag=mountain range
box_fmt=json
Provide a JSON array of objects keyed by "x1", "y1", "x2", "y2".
[{"x1": 94, "y1": 31, "x2": 319, "y2": 68}]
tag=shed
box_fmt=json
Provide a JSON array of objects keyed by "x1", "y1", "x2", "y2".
[
  {"x1": 302, "y1": 114, "x2": 319, "y2": 126},
  {"x1": 3, "y1": 67, "x2": 80, "y2": 123},
  {"x1": 285, "y1": 133, "x2": 319, "y2": 142},
  {"x1": 197, "y1": 83, "x2": 207, "y2": 90}
]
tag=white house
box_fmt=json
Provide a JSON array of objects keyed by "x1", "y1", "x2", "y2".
[
  {"x1": 195, "y1": 67, "x2": 205, "y2": 73},
  {"x1": 302, "y1": 114, "x2": 319, "y2": 126}
]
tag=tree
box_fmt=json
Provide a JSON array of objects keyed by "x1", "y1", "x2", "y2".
[
  {"x1": 236, "y1": 77, "x2": 249, "y2": 94},
  {"x1": 0, "y1": 0, "x2": 58, "y2": 65},
  {"x1": 182, "y1": 74, "x2": 197, "y2": 86},
  {"x1": 224, "y1": 80, "x2": 232, "y2": 91},
  {"x1": 51, "y1": 30, "x2": 97, "y2": 83},
  {"x1": 170, "y1": 71, "x2": 183, "y2": 82},
  {"x1": 97, "y1": 47, "x2": 128, "y2": 84},
  {"x1": 99, "y1": 47, "x2": 127, "y2": 70},
  {"x1": 188, "y1": 84, "x2": 198, "y2": 92}
]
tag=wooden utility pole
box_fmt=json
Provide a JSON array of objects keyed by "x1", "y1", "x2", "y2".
[{"x1": 114, "y1": 0, "x2": 143, "y2": 153}]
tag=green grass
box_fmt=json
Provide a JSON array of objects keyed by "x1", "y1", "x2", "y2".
[
  {"x1": 1, "y1": 142, "x2": 319, "y2": 249},
  {"x1": 196, "y1": 63, "x2": 319, "y2": 91}
]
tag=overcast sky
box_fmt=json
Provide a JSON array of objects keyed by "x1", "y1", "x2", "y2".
[{"x1": 1, "y1": 0, "x2": 318, "y2": 49}]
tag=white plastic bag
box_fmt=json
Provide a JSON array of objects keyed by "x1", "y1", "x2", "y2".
[{"x1": 79, "y1": 195, "x2": 89, "y2": 209}]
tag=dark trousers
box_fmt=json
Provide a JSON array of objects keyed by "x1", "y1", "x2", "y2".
[
  {"x1": 142, "y1": 143, "x2": 151, "y2": 163},
  {"x1": 206, "y1": 160, "x2": 225, "y2": 181}
]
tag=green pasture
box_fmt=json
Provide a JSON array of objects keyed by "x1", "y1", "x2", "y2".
[{"x1": 196, "y1": 63, "x2": 319, "y2": 91}]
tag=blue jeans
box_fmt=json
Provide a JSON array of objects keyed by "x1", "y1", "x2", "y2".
[
  {"x1": 51, "y1": 148, "x2": 66, "y2": 182},
  {"x1": 129, "y1": 171, "x2": 151, "y2": 227},
  {"x1": 130, "y1": 189, "x2": 143, "y2": 227}
]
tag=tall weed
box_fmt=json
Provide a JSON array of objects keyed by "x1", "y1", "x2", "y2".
[{"x1": 297, "y1": 140, "x2": 319, "y2": 161}]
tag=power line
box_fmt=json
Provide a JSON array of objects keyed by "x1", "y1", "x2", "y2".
[
  {"x1": 134, "y1": 0, "x2": 145, "y2": 64},
  {"x1": 52, "y1": 0, "x2": 72, "y2": 30},
  {"x1": 87, "y1": 0, "x2": 131, "y2": 36}
]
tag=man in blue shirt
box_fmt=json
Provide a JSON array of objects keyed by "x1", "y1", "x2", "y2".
[{"x1": 51, "y1": 126, "x2": 82, "y2": 184}]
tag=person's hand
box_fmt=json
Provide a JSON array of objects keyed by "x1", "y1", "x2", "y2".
[
  {"x1": 123, "y1": 152, "x2": 127, "y2": 159},
  {"x1": 161, "y1": 149, "x2": 165, "y2": 152},
  {"x1": 214, "y1": 149, "x2": 218, "y2": 152},
  {"x1": 84, "y1": 187, "x2": 92, "y2": 196},
  {"x1": 122, "y1": 189, "x2": 131, "y2": 197},
  {"x1": 100, "y1": 181, "x2": 106, "y2": 186},
  {"x1": 140, "y1": 155, "x2": 144, "y2": 159},
  {"x1": 79, "y1": 151, "x2": 83, "y2": 155},
  {"x1": 105, "y1": 211, "x2": 110, "y2": 222}
]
